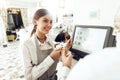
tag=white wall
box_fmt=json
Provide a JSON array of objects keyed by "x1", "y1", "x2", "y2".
[
  {"x1": 0, "y1": 0, "x2": 37, "y2": 8},
  {"x1": 73, "y1": 0, "x2": 120, "y2": 26}
]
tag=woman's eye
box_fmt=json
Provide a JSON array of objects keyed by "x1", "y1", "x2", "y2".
[
  {"x1": 50, "y1": 21, "x2": 52, "y2": 24},
  {"x1": 43, "y1": 20, "x2": 48, "y2": 23},
  {"x1": 43, "y1": 20, "x2": 52, "y2": 23}
]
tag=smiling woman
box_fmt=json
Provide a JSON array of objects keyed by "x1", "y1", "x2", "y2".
[
  {"x1": 21, "y1": 9, "x2": 60, "y2": 80},
  {"x1": 21, "y1": 8, "x2": 73, "y2": 80}
]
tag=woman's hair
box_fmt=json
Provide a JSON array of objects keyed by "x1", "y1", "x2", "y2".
[
  {"x1": 55, "y1": 30, "x2": 70, "y2": 42},
  {"x1": 30, "y1": 9, "x2": 50, "y2": 37}
]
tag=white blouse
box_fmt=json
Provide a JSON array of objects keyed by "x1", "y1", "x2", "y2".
[{"x1": 22, "y1": 35, "x2": 55, "y2": 80}]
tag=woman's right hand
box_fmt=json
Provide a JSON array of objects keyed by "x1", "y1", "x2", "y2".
[{"x1": 50, "y1": 48, "x2": 62, "y2": 60}]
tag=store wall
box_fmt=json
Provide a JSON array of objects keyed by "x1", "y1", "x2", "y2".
[{"x1": 73, "y1": 0, "x2": 120, "y2": 26}]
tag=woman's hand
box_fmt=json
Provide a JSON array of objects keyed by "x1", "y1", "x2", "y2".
[
  {"x1": 50, "y1": 48, "x2": 62, "y2": 60},
  {"x1": 61, "y1": 48, "x2": 73, "y2": 68}
]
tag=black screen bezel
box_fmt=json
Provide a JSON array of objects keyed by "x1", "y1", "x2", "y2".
[{"x1": 70, "y1": 25, "x2": 113, "y2": 60}]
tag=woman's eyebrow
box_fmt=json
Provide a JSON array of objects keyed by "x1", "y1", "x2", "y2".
[
  {"x1": 42, "y1": 18, "x2": 52, "y2": 21},
  {"x1": 43, "y1": 18, "x2": 48, "y2": 20}
]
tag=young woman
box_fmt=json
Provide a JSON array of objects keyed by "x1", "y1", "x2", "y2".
[{"x1": 21, "y1": 9, "x2": 72, "y2": 80}]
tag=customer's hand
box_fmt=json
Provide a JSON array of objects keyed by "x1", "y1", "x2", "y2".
[
  {"x1": 61, "y1": 48, "x2": 73, "y2": 68},
  {"x1": 65, "y1": 39, "x2": 73, "y2": 50},
  {"x1": 50, "y1": 48, "x2": 62, "y2": 60}
]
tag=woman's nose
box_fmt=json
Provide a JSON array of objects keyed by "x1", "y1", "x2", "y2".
[{"x1": 48, "y1": 22, "x2": 52, "y2": 28}]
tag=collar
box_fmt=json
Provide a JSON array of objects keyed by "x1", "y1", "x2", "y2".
[{"x1": 36, "y1": 35, "x2": 49, "y2": 46}]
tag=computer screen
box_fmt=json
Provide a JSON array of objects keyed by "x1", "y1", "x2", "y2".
[{"x1": 70, "y1": 25, "x2": 115, "y2": 60}]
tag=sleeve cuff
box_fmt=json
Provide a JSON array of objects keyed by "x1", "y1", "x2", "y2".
[
  {"x1": 37, "y1": 56, "x2": 55, "y2": 68},
  {"x1": 45, "y1": 56, "x2": 55, "y2": 66},
  {"x1": 59, "y1": 66, "x2": 70, "y2": 80},
  {"x1": 62, "y1": 66, "x2": 70, "y2": 75}
]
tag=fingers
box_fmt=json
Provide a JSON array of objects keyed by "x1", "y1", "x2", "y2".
[
  {"x1": 54, "y1": 47, "x2": 62, "y2": 51},
  {"x1": 56, "y1": 48, "x2": 62, "y2": 51},
  {"x1": 68, "y1": 39, "x2": 73, "y2": 46},
  {"x1": 55, "y1": 48, "x2": 62, "y2": 55},
  {"x1": 61, "y1": 48, "x2": 66, "y2": 56},
  {"x1": 66, "y1": 39, "x2": 73, "y2": 49},
  {"x1": 67, "y1": 39, "x2": 73, "y2": 44},
  {"x1": 67, "y1": 53, "x2": 73, "y2": 60},
  {"x1": 50, "y1": 48, "x2": 62, "y2": 60},
  {"x1": 62, "y1": 52, "x2": 73, "y2": 68},
  {"x1": 62, "y1": 49, "x2": 73, "y2": 58}
]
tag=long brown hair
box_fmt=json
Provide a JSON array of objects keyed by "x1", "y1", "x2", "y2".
[{"x1": 30, "y1": 9, "x2": 50, "y2": 37}]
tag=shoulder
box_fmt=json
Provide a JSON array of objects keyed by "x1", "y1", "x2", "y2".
[
  {"x1": 23, "y1": 38, "x2": 31, "y2": 45},
  {"x1": 21, "y1": 37, "x2": 34, "y2": 48}
]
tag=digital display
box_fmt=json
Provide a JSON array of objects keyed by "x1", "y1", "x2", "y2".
[
  {"x1": 70, "y1": 25, "x2": 115, "y2": 60},
  {"x1": 72, "y1": 27, "x2": 107, "y2": 54}
]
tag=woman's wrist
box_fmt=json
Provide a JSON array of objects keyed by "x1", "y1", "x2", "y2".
[{"x1": 49, "y1": 54, "x2": 56, "y2": 60}]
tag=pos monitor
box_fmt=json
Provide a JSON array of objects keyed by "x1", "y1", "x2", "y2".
[{"x1": 70, "y1": 25, "x2": 115, "y2": 60}]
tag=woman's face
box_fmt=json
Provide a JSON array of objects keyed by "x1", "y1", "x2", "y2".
[{"x1": 36, "y1": 14, "x2": 52, "y2": 34}]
